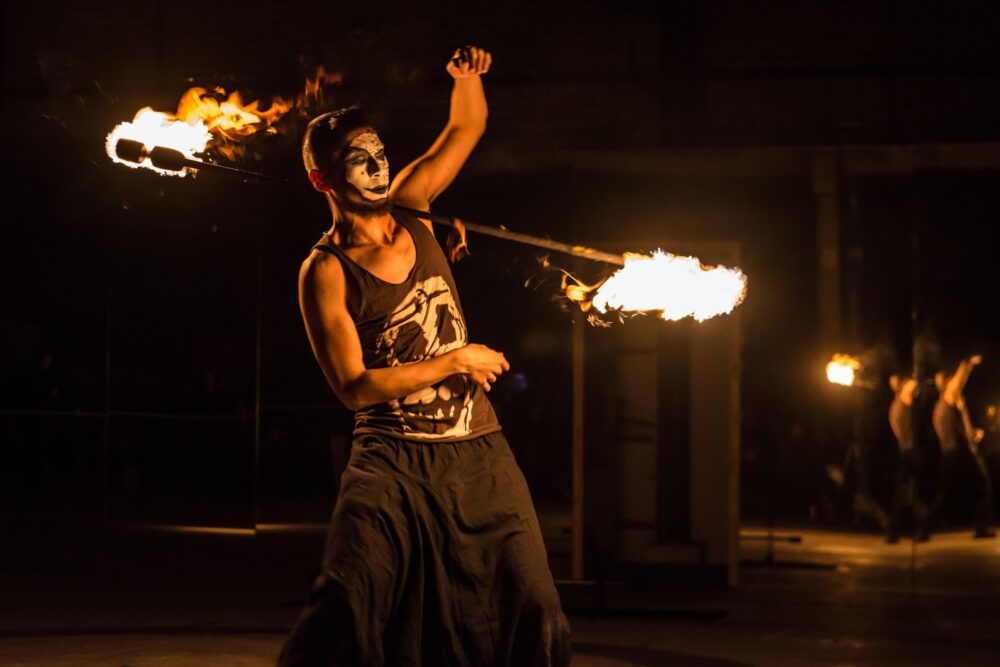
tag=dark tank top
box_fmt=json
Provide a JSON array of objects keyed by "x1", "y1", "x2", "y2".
[{"x1": 312, "y1": 209, "x2": 500, "y2": 442}]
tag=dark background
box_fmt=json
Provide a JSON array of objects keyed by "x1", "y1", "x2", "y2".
[{"x1": 3, "y1": 0, "x2": 1000, "y2": 535}]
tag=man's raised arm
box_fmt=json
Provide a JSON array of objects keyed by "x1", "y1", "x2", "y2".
[
  {"x1": 390, "y1": 46, "x2": 492, "y2": 216},
  {"x1": 944, "y1": 354, "x2": 982, "y2": 406}
]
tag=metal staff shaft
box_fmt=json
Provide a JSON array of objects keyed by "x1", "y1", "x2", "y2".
[
  {"x1": 115, "y1": 140, "x2": 626, "y2": 266},
  {"x1": 392, "y1": 206, "x2": 625, "y2": 266}
]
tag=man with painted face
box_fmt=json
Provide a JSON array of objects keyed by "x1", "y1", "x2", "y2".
[{"x1": 278, "y1": 47, "x2": 570, "y2": 666}]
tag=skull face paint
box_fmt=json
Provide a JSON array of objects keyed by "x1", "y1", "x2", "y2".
[{"x1": 342, "y1": 131, "x2": 389, "y2": 201}]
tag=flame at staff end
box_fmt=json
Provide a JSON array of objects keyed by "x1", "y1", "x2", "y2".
[
  {"x1": 105, "y1": 108, "x2": 213, "y2": 176},
  {"x1": 105, "y1": 67, "x2": 341, "y2": 177},
  {"x1": 564, "y1": 250, "x2": 747, "y2": 324},
  {"x1": 826, "y1": 353, "x2": 862, "y2": 386}
]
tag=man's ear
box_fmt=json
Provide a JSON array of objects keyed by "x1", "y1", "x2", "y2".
[{"x1": 309, "y1": 169, "x2": 332, "y2": 192}]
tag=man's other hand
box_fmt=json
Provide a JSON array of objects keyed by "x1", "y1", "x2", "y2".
[
  {"x1": 447, "y1": 46, "x2": 492, "y2": 79},
  {"x1": 451, "y1": 343, "x2": 509, "y2": 392}
]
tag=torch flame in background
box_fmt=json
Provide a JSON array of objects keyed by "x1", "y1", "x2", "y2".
[
  {"x1": 565, "y1": 250, "x2": 747, "y2": 324},
  {"x1": 105, "y1": 67, "x2": 341, "y2": 176},
  {"x1": 826, "y1": 353, "x2": 862, "y2": 386}
]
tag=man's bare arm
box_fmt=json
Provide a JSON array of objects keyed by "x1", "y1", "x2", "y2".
[
  {"x1": 299, "y1": 253, "x2": 508, "y2": 409},
  {"x1": 944, "y1": 354, "x2": 981, "y2": 405},
  {"x1": 390, "y1": 46, "x2": 492, "y2": 220}
]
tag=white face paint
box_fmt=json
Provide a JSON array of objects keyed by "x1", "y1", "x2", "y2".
[{"x1": 343, "y1": 131, "x2": 389, "y2": 201}]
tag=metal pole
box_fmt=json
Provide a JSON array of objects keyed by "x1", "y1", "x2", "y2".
[
  {"x1": 394, "y1": 206, "x2": 626, "y2": 267},
  {"x1": 103, "y1": 217, "x2": 113, "y2": 524},
  {"x1": 253, "y1": 215, "x2": 263, "y2": 530},
  {"x1": 113, "y1": 143, "x2": 626, "y2": 266},
  {"x1": 908, "y1": 175, "x2": 923, "y2": 593}
]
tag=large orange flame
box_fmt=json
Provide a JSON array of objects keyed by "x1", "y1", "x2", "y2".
[
  {"x1": 175, "y1": 87, "x2": 292, "y2": 160},
  {"x1": 565, "y1": 250, "x2": 747, "y2": 324},
  {"x1": 106, "y1": 67, "x2": 339, "y2": 176}
]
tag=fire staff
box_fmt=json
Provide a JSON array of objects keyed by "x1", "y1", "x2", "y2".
[{"x1": 277, "y1": 46, "x2": 570, "y2": 666}]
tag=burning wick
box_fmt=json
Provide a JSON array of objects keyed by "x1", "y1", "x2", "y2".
[
  {"x1": 106, "y1": 108, "x2": 213, "y2": 177},
  {"x1": 112, "y1": 138, "x2": 297, "y2": 188},
  {"x1": 826, "y1": 354, "x2": 862, "y2": 386},
  {"x1": 105, "y1": 85, "x2": 299, "y2": 177},
  {"x1": 564, "y1": 251, "x2": 747, "y2": 323}
]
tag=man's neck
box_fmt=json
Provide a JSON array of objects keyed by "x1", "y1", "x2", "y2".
[{"x1": 329, "y1": 206, "x2": 396, "y2": 248}]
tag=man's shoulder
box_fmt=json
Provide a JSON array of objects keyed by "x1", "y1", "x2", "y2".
[{"x1": 300, "y1": 245, "x2": 346, "y2": 287}]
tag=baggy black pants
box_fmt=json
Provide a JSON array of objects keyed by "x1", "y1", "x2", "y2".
[
  {"x1": 925, "y1": 449, "x2": 994, "y2": 534},
  {"x1": 277, "y1": 430, "x2": 571, "y2": 666}
]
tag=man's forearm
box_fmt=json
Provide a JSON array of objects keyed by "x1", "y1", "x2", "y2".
[
  {"x1": 947, "y1": 359, "x2": 974, "y2": 401},
  {"x1": 346, "y1": 353, "x2": 459, "y2": 410},
  {"x1": 449, "y1": 76, "x2": 487, "y2": 132}
]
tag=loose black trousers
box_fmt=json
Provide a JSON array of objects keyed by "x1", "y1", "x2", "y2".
[{"x1": 278, "y1": 430, "x2": 570, "y2": 666}]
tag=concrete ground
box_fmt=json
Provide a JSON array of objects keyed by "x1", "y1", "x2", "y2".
[{"x1": 2, "y1": 519, "x2": 999, "y2": 666}]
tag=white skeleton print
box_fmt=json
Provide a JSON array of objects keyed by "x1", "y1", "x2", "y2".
[{"x1": 363, "y1": 275, "x2": 476, "y2": 439}]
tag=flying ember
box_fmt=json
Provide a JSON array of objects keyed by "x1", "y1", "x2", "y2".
[
  {"x1": 573, "y1": 250, "x2": 747, "y2": 323},
  {"x1": 826, "y1": 354, "x2": 861, "y2": 386}
]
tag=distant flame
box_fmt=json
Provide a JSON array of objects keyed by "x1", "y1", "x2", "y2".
[
  {"x1": 565, "y1": 250, "x2": 747, "y2": 323},
  {"x1": 826, "y1": 354, "x2": 861, "y2": 386},
  {"x1": 106, "y1": 67, "x2": 339, "y2": 176}
]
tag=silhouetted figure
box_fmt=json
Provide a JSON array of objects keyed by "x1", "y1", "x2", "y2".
[
  {"x1": 923, "y1": 355, "x2": 995, "y2": 540},
  {"x1": 886, "y1": 374, "x2": 925, "y2": 542}
]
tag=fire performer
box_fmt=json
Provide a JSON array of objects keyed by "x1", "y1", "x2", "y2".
[
  {"x1": 278, "y1": 47, "x2": 570, "y2": 666},
  {"x1": 885, "y1": 373, "x2": 926, "y2": 542},
  {"x1": 922, "y1": 355, "x2": 995, "y2": 541}
]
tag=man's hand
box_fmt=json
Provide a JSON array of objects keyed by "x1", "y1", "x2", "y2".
[
  {"x1": 451, "y1": 343, "x2": 509, "y2": 392},
  {"x1": 391, "y1": 46, "x2": 491, "y2": 215},
  {"x1": 446, "y1": 46, "x2": 492, "y2": 79}
]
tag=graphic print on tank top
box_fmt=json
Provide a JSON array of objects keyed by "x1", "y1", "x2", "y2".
[{"x1": 358, "y1": 274, "x2": 477, "y2": 439}]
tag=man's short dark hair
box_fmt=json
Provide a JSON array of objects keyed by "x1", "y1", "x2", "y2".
[{"x1": 302, "y1": 106, "x2": 371, "y2": 177}]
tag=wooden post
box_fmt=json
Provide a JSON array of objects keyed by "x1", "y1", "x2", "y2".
[
  {"x1": 813, "y1": 150, "x2": 841, "y2": 344},
  {"x1": 571, "y1": 316, "x2": 585, "y2": 580}
]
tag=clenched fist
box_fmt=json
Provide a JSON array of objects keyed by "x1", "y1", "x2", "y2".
[{"x1": 446, "y1": 45, "x2": 492, "y2": 79}]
